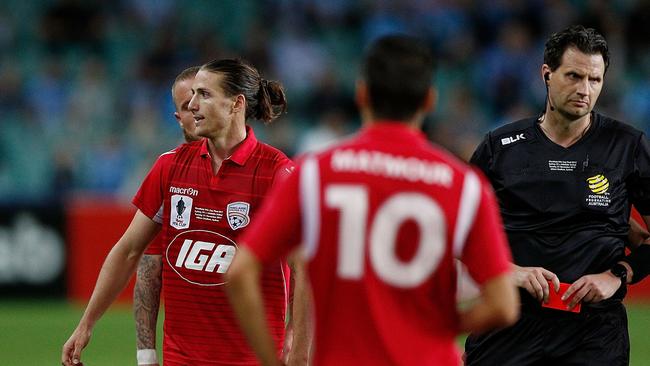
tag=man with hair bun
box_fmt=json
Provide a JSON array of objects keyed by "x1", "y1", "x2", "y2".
[{"x1": 62, "y1": 59, "x2": 311, "y2": 366}]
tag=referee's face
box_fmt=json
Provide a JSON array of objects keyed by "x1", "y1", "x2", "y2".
[{"x1": 547, "y1": 47, "x2": 605, "y2": 121}]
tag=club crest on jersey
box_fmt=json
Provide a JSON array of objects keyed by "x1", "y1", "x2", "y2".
[
  {"x1": 227, "y1": 201, "x2": 250, "y2": 230},
  {"x1": 170, "y1": 194, "x2": 193, "y2": 229},
  {"x1": 585, "y1": 174, "x2": 611, "y2": 207}
]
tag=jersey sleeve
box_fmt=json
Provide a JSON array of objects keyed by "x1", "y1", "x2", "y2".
[
  {"x1": 133, "y1": 154, "x2": 169, "y2": 220},
  {"x1": 240, "y1": 165, "x2": 302, "y2": 264},
  {"x1": 143, "y1": 205, "x2": 164, "y2": 255},
  {"x1": 469, "y1": 133, "x2": 494, "y2": 178},
  {"x1": 628, "y1": 134, "x2": 650, "y2": 215},
  {"x1": 460, "y1": 173, "x2": 512, "y2": 284},
  {"x1": 271, "y1": 158, "x2": 296, "y2": 188}
]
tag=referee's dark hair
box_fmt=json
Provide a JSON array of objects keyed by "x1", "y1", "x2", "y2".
[
  {"x1": 362, "y1": 35, "x2": 435, "y2": 121},
  {"x1": 544, "y1": 25, "x2": 610, "y2": 73}
]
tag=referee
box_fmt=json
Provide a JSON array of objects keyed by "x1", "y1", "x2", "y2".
[{"x1": 465, "y1": 25, "x2": 650, "y2": 365}]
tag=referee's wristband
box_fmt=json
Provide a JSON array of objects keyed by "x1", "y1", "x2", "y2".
[{"x1": 137, "y1": 349, "x2": 158, "y2": 365}]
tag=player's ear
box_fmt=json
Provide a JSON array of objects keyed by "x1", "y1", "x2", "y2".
[
  {"x1": 232, "y1": 94, "x2": 245, "y2": 113},
  {"x1": 174, "y1": 112, "x2": 182, "y2": 126},
  {"x1": 421, "y1": 87, "x2": 437, "y2": 113},
  {"x1": 355, "y1": 79, "x2": 369, "y2": 109}
]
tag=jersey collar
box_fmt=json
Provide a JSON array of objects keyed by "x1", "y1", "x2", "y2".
[
  {"x1": 360, "y1": 121, "x2": 428, "y2": 145},
  {"x1": 199, "y1": 125, "x2": 258, "y2": 166}
]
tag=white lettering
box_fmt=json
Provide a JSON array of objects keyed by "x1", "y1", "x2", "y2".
[
  {"x1": 205, "y1": 245, "x2": 237, "y2": 273},
  {"x1": 331, "y1": 149, "x2": 452, "y2": 187},
  {"x1": 174, "y1": 239, "x2": 237, "y2": 273},
  {"x1": 175, "y1": 239, "x2": 193, "y2": 267},
  {"x1": 169, "y1": 186, "x2": 199, "y2": 196},
  {"x1": 326, "y1": 185, "x2": 446, "y2": 288},
  {"x1": 184, "y1": 241, "x2": 216, "y2": 270},
  {"x1": 501, "y1": 133, "x2": 526, "y2": 145},
  {"x1": 0, "y1": 214, "x2": 65, "y2": 284}
]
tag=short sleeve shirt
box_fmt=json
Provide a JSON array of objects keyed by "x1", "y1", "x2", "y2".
[
  {"x1": 241, "y1": 122, "x2": 512, "y2": 366},
  {"x1": 133, "y1": 126, "x2": 293, "y2": 365}
]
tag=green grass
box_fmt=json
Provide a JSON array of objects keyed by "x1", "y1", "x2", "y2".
[
  {"x1": 0, "y1": 300, "x2": 163, "y2": 366},
  {"x1": 1, "y1": 300, "x2": 650, "y2": 365}
]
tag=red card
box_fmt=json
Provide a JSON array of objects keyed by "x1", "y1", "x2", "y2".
[{"x1": 541, "y1": 281, "x2": 581, "y2": 313}]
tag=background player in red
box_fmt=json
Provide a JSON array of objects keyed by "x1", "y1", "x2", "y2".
[
  {"x1": 133, "y1": 65, "x2": 201, "y2": 366},
  {"x1": 62, "y1": 58, "x2": 311, "y2": 366},
  {"x1": 226, "y1": 35, "x2": 519, "y2": 366}
]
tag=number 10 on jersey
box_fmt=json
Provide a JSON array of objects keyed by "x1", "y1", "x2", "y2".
[{"x1": 326, "y1": 185, "x2": 446, "y2": 288}]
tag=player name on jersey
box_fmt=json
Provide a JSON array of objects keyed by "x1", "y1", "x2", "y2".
[{"x1": 331, "y1": 149, "x2": 453, "y2": 187}]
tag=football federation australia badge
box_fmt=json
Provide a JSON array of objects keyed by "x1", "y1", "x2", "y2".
[{"x1": 227, "y1": 201, "x2": 251, "y2": 230}]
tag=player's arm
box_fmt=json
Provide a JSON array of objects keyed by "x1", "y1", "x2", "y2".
[
  {"x1": 614, "y1": 136, "x2": 650, "y2": 285},
  {"x1": 628, "y1": 215, "x2": 649, "y2": 249},
  {"x1": 458, "y1": 172, "x2": 519, "y2": 333},
  {"x1": 283, "y1": 252, "x2": 313, "y2": 366},
  {"x1": 611, "y1": 214, "x2": 650, "y2": 285},
  {"x1": 228, "y1": 164, "x2": 303, "y2": 366},
  {"x1": 562, "y1": 215, "x2": 650, "y2": 309},
  {"x1": 226, "y1": 246, "x2": 283, "y2": 366},
  {"x1": 133, "y1": 253, "x2": 162, "y2": 366},
  {"x1": 62, "y1": 210, "x2": 160, "y2": 366},
  {"x1": 458, "y1": 273, "x2": 518, "y2": 333}
]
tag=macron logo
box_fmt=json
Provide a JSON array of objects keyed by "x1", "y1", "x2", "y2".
[
  {"x1": 169, "y1": 186, "x2": 199, "y2": 196},
  {"x1": 501, "y1": 133, "x2": 525, "y2": 146}
]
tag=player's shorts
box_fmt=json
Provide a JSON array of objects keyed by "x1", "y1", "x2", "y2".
[{"x1": 464, "y1": 302, "x2": 629, "y2": 366}]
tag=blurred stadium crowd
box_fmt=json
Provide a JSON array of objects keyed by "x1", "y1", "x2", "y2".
[{"x1": 1, "y1": 0, "x2": 650, "y2": 204}]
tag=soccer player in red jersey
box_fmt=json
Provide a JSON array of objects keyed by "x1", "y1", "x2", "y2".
[
  {"x1": 226, "y1": 35, "x2": 519, "y2": 366},
  {"x1": 62, "y1": 59, "x2": 311, "y2": 366}
]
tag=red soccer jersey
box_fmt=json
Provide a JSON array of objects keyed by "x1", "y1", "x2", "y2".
[
  {"x1": 133, "y1": 126, "x2": 292, "y2": 365},
  {"x1": 242, "y1": 122, "x2": 512, "y2": 366}
]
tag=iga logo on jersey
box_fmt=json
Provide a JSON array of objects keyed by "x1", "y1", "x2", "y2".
[
  {"x1": 170, "y1": 195, "x2": 193, "y2": 229},
  {"x1": 166, "y1": 229, "x2": 238, "y2": 286},
  {"x1": 227, "y1": 201, "x2": 250, "y2": 230}
]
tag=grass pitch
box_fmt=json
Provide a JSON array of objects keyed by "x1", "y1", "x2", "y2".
[{"x1": 1, "y1": 299, "x2": 650, "y2": 365}]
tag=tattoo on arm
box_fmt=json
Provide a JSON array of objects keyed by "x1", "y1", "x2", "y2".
[{"x1": 134, "y1": 254, "x2": 163, "y2": 349}]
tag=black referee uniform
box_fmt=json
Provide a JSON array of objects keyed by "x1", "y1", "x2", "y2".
[{"x1": 465, "y1": 112, "x2": 650, "y2": 366}]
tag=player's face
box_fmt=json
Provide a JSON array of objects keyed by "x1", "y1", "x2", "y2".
[
  {"x1": 547, "y1": 47, "x2": 605, "y2": 121},
  {"x1": 189, "y1": 70, "x2": 238, "y2": 139},
  {"x1": 173, "y1": 78, "x2": 200, "y2": 142}
]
